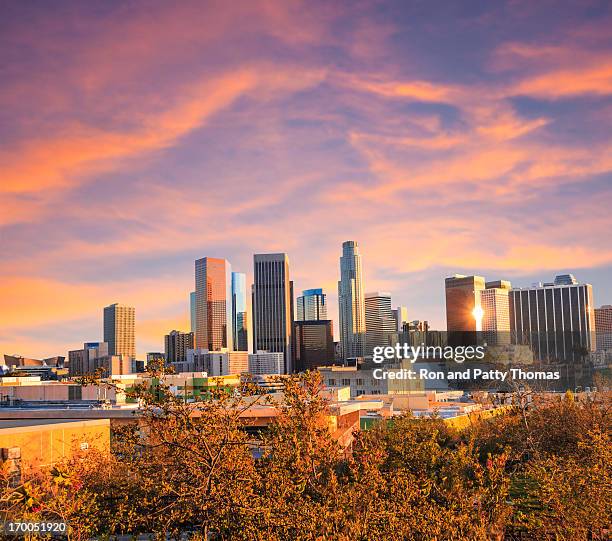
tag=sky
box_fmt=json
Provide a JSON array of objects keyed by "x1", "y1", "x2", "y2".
[{"x1": 1, "y1": 0, "x2": 611, "y2": 359}]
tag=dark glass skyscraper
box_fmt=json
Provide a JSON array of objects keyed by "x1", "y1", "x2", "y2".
[
  {"x1": 445, "y1": 275, "x2": 485, "y2": 346},
  {"x1": 164, "y1": 330, "x2": 194, "y2": 364},
  {"x1": 294, "y1": 320, "x2": 334, "y2": 371},
  {"x1": 252, "y1": 253, "x2": 293, "y2": 373}
]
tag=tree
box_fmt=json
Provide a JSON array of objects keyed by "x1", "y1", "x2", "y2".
[{"x1": 1, "y1": 368, "x2": 609, "y2": 540}]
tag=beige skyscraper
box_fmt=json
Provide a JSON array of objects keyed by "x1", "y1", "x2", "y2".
[
  {"x1": 103, "y1": 303, "x2": 135, "y2": 359},
  {"x1": 595, "y1": 305, "x2": 612, "y2": 351},
  {"x1": 365, "y1": 292, "x2": 396, "y2": 356},
  {"x1": 480, "y1": 280, "x2": 511, "y2": 345}
]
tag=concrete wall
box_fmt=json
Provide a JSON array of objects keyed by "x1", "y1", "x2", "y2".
[
  {"x1": 0, "y1": 419, "x2": 110, "y2": 470},
  {"x1": 0, "y1": 383, "x2": 117, "y2": 402}
]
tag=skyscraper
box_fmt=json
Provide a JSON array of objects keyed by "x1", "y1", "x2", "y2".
[
  {"x1": 294, "y1": 320, "x2": 335, "y2": 371},
  {"x1": 392, "y1": 306, "x2": 409, "y2": 332},
  {"x1": 194, "y1": 257, "x2": 233, "y2": 351},
  {"x1": 103, "y1": 303, "x2": 135, "y2": 358},
  {"x1": 445, "y1": 275, "x2": 485, "y2": 346},
  {"x1": 480, "y1": 280, "x2": 512, "y2": 345},
  {"x1": 365, "y1": 292, "x2": 396, "y2": 356},
  {"x1": 595, "y1": 305, "x2": 612, "y2": 351},
  {"x1": 190, "y1": 291, "x2": 196, "y2": 335},
  {"x1": 252, "y1": 253, "x2": 293, "y2": 373},
  {"x1": 296, "y1": 288, "x2": 328, "y2": 321},
  {"x1": 509, "y1": 274, "x2": 596, "y2": 362},
  {"x1": 164, "y1": 330, "x2": 194, "y2": 364},
  {"x1": 338, "y1": 241, "x2": 366, "y2": 359},
  {"x1": 231, "y1": 271, "x2": 248, "y2": 351}
]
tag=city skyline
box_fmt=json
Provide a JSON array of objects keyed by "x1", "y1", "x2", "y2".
[
  {"x1": 1, "y1": 242, "x2": 611, "y2": 359},
  {"x1": 1, "y1": 1, "x2": 612, "y2": 358}
]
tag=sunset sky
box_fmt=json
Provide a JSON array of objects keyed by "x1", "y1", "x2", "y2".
[{"x1": 1, "y1": 0, "x2": 612, "y2": 359}]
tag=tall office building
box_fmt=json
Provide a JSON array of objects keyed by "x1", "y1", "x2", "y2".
[
  {"x1": 190, "y1": 291, "x2": 197, "y2": 335},
  {"x1": 296, "y1": 288, "x2": 328, "y2": 321},
  {"x1": 509, "y1": 274, "x2": 596, "y2": 362},
  {"x1": 194, "y1": 257, "x2": 233, "y2": 351},
  {"x1": 445, "y1": 275, "x2": 485, "y2": 346},
  {"x1": 294, "y1": 320, "x2": 335, "y2": 372},
  {"x1": 164, "y1": 330, "x2": 194, "y2": 364},
  {"x1": 595, "y1": 305, "x2": 612, "y2": 351},
  {"x1": 231, "y1": 272, "x2": 248, "y2": 351},
  {"x1": 480, "y1": 280, "x2": 512, "y2": 345},
  {"x1": 252, "y1": 253, "x2": 293, "y2": 373},
  {"x1": 445, "y1": 275, "x2": 485, "y2": 332},
  {"x1": 392, "y1": 306, "x2": 409, "y2": 332},
  {"x1": 365, "y1": 292, "x2": 396, "y2": 356},
  {"x1": 338, "y1": 241, "x2": 366, "y2": 359},
  {"x1": 103, "y1": 303, "x2": 135, "y2": 358}
]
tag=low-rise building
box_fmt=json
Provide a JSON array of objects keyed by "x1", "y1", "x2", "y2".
[
  {"x1": 184, "y1": 349, "x2": 248, "y2": 376},
  {"x1": 0, "y1": 419, "x2": 111, "y2": 482},
  {"x1": 318, "y1": 364, "x2": 424, "y2": 398},
  {"x1": 248, "y1": 351, "x2": 284, "y2": 375}
]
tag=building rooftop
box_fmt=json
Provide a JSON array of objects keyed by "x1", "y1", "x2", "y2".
[
  {"x1": 0, "y1": 418, "x2": 81, "y2": 428},
  {"x1": 0, "y1": 418, "x2": 110, "y2": 433}
]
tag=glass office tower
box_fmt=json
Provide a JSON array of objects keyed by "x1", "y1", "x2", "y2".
[
  {"x1": 338, "y1": 240, "x2": 366, "y2": 359},
  {"x1": 252, "y1": 253, "x2": 293, "y2": 373},
  {"x1": 231, "y1": 271, "x2": 248, "y2": 351},
  {"x1": 194, "y1": 257, "x2": 233, "y2": 351},
  {"x1": 365, "y1": 292, "x2": 396, "y2": 356},
  {"x1": 296, "y1": 288, "x2": 327, "y2": 321}
]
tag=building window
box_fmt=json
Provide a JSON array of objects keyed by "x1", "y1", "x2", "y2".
[
  {"x1": 328, "y1": 379, "x2": 336, "y2": 386},
  {"x1": 356, "y1": 389, "x2": 365, "y2": 396},
  {"x1": 356, "y1": 378, "x2": 364, "y2": 385},
  {"x1": 341, "y1": 379, "x2": 351, "y2": 386}
]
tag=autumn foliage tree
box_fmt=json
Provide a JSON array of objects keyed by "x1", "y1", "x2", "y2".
[{"x1": 1, "y1": 370, "x2": 610, "y2": 540}]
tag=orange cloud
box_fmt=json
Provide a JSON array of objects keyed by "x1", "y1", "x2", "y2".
[
  {"x1": 335, "y1": 73, "x2": 456, "y2": 102},
  {"x1": 1, "y1": 70, "x2": 258, "y2": 194},
  {"x1": 514, "y1": 62, "x2": 612, "y2": 98}
]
